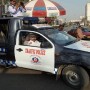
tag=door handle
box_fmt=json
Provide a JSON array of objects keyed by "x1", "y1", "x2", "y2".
[{"x1": 16, "y1": 48, "x2": 23, "y2": 52}]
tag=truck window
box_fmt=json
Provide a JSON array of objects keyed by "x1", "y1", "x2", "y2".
[
  {"x1": 19, "y1": 31, "x2": 52, "y2": 48},
  {"x1": 0, "y1": 19, "x2": 9, "y2": 44},
  {"x1": 0, "y1": 19, "x2": 9, "y2": 36},
  {"x1": 0, "y1": 31, "x2": 5, "y2": 44}
]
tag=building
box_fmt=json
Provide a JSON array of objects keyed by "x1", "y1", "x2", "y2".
[{"x1": 86, "y1": 3, "x2": 90, "y2": 22}]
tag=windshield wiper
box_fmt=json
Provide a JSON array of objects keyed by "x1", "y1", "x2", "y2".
[{"x1": 65, "y1": 40, "x2": 77, "y2": 45}]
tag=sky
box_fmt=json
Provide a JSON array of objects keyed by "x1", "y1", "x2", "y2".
[{"x1": 53, "y1": 0, "x2": 87, "y2": 21}]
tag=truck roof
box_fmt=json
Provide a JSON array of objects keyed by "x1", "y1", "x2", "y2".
[
  {"x1": 0, "y1": 16, "x2": 29, "y2": 19},
  {"x1": 0, "y1": 17, "x2": 38, "y2": 23}
]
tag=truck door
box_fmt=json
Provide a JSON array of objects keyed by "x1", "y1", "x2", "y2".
[{"x1": 15, "y1": 30, "x2": 55, "y2": 73}]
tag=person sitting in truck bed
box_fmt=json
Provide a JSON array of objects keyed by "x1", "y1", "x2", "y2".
[
  {"x1": 23, "y1": 33, "x2": 41, "y2": 47},
  {"x1": 8, "y1": 0, "x2": 25, "y2": 17}
]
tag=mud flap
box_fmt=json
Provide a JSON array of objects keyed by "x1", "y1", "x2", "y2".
[{"x1": 56, "y1": 65, "x2": 65, "y2": 80}]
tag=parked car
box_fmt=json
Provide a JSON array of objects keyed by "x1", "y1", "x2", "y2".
[{"x1": 68, "y1": 26, "x2": 90, "y2": 40}]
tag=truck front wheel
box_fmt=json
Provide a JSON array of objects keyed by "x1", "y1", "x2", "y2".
[{"x1": 61, "y1": 65, "x2": 89, "y2": 88}]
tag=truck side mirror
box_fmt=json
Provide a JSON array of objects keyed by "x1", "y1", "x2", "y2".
[{"x1": 40, "y1": 42, "x2": 52, "y2": 48}]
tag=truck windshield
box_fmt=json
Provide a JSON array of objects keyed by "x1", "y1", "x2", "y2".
[{"x1": 43, "y1": 29, "x2": 76, "y2": 45}]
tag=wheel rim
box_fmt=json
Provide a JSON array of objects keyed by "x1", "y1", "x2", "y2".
[{"x1": 66, "y1": 71, "x2": 80, "y2": 86}]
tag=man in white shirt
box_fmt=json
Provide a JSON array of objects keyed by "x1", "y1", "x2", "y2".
[
  {"x1": 24, "y1": 33, "x2": 41, "y2": 47},
  {"x1": 8, "y1": 0, "x2": 23, "y2": 17}
]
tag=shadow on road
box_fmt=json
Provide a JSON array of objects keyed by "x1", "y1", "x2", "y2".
[
  {"x1": 0, "y1": 67, "x2": 89, "y2": 90},
  {"x1": 0, "y1": 74, "x2": 79, "y2": 90}
]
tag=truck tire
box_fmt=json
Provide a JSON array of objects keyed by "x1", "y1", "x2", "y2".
[{"x1": 61, "y1": 65, "x2": 89, "y2": 88}]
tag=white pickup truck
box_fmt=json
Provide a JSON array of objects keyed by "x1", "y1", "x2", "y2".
[{"x1": 0, "y1": 17, "x2": 90, "y2": 88}]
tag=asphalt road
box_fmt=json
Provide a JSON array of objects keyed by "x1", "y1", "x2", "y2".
[{"x1": 0, "y1": 67, "x2": 89, "y2": 90}]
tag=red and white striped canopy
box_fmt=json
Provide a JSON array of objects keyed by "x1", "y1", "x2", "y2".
[{"x1": 25, "y1": 0, "x2": 66, "y2": 17}]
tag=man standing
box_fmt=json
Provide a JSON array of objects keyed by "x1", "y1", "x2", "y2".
[
  {"x1": 8, "y1": 0, "x2": 23, "y2": 17},
  {"x1": 75, "y1": 26, "x2": 84, "y2": 40}
]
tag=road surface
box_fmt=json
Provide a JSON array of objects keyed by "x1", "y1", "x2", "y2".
[{"x1": 0, "y1": 66, "x2": 89, "y2": 90}]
